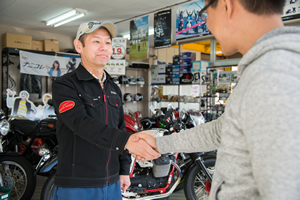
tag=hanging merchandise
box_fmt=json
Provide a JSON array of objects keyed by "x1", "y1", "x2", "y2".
[
  {"x1": 134, "y1": 93, "x2": 143, "y2": 101},
  {"x1": 128, "y1": 76, "x2": 136, "y2": 84},
  {"x1": 136, "y1": 76, "x2": 145, "y2": 85},
  {"x1": 118, "y1": 75, "x2": 129, "y2": 84},
  {"x1": 124, "y1": 93, "x2": 133, "y2": 102},
  {"x1": 20, "y1": 74, "x2": 42, "y2": 98},
  {"x1": 129, "y1": 16, "x2": 149, "y2": 60},
  {"x1": 154, "y1": 9, "x2": 172, "y2": 49}
]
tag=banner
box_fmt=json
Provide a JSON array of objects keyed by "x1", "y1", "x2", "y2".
[
  {"x1": 20, "y1": 51, "x2": 81, "y2": 77},
  {"x1": 105, "y1": 37, "x2": 126, "y2": 75},
  {"x1": 154, "y1": 10, "x2": 172, "y2": 49},
  {"x1": 129, "y1": 16, "x2": 149, "y2": 60}
]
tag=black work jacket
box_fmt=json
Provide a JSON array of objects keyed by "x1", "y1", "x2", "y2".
[{"x1": 52, "y1": 64, "x2": 131, "y2": 188}]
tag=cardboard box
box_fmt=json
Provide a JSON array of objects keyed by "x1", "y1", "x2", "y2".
[
  {"x1": 32, "y1": 40, "x2": 43, "y2": 51},
  {"x1": 173, "y1": 55, "x2": 180, "y2": 65},
  {"x1": 151, "y1": 75, "x2": 158, "y2": 84},
  {"x1": 151, "y1": 65, "x2": 158, "y2": 75},
  {"x1": 192, "y1": 72, "x2": 201, "y2": 84},
  {"x1": 165, "y1": 65, "x2": 173, "y2": 75},
  {"x1": 158, "y1": 65, "x2": 166, "y2": 74},
  {"x1": 157, "y1": 75, "x2": 166, "y2": 84},
  {"x1": 166, "y1": 75, "x2": 173, "y2": 84},
  {"x1": 180, "y1": 52, "x2": 196, "y2": 60},
  {"x1": 180, "y1": 65, "x2": 192, "y2": 74},
  {"x1": 43, "y1": 39, "x2": 59, "y2": 52},
  {"x1": 192, "y1": 60, "x2": 209, "y2": 72},
  {"x1": 2, "y1": 33, "x2": 32, "y2": 49}
]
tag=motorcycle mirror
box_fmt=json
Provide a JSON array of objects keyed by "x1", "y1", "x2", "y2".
[{"x1": 48, "y1": 99, "x2": 53, "y2": 106}]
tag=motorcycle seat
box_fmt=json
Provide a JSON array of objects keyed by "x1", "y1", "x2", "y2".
[{"x1": 10, "y1": 119, "x2": 37, "y2": 136}]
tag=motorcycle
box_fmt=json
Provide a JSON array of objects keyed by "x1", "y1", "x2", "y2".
[
  {"x1": 0, "y1": 101, "x2": 58, "y2": 174},
  {"x1": 0, "y1": 109, "x2": 36, "y2": 200}
]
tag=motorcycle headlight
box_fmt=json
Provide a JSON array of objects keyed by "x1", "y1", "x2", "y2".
[
  {"x1": 134, "y1": 122, "x2": 139, "y2": 131},
  {"x1": 0, "y1": 109, "x2": 5, "y2": 120},
  {"x1": 0, "y1": 119, "x2": 10, "y2": 136}
]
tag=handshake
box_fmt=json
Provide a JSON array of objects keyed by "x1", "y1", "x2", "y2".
[{"x1": 126, "y1": 131, "x2": 161, "y2": 161}]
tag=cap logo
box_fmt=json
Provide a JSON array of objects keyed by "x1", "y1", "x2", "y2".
[{"x1": 88, "y1": 22, "x2": 95, "y2": 29}]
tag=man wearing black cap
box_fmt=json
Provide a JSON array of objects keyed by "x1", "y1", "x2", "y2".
[{"x1": 51, "y1": 21, "x2": 160, "y2": 200}]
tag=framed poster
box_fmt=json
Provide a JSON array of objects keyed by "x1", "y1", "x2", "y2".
[
  {"x1": 105, "y1": 37, "x2": 126, "y2": 75},
  {"x1": 129, "y1": 16, "x2": 149, "y2": 60},
  {"x1": 154, "y1": 10, "x2": 172, "y2": 49}
]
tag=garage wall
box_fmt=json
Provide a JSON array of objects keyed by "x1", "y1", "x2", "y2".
[{"x1": 0, "y1": 25, "x2": 75, "y2": 108}]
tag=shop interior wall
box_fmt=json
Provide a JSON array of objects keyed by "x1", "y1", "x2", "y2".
[{"x1": 0, "y1": 25, "x2": 75, "y2": 108}]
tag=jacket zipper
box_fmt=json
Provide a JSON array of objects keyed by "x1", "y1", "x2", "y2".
[{"x1": 101, "y1": 80, "x2": 111, "y2": 183}]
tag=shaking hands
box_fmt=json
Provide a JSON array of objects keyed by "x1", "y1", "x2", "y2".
[{"x1": 126, "y1": 131, "x2": 161, "y2": 161}]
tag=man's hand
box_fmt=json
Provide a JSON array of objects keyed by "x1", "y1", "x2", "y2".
[
  {"x1": 126, "y1": 132, "x2": 161, "y2": 161},
  {"x1": 119, "y1": 175, "x2": 130, "y2": 191}
]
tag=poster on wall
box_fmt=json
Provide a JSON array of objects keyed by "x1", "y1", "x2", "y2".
[
  {"x1": 154, "y1": 10, "x2": 172, "y2": 49},
  {"x1": 20, "y1": 51, "x2": 81, "y2": 77},
  {"x1": 282, "y1": 0, "x2": 300, "y2": 21},
  {"x1": 176, "y1": 0, "x2": 210, "y2": 40},
  {"x1": 129, "y1": 16, "x2": 149, "y2": 60},
  {"x1": 105, "y1": 37, "x2": 126, "y2": 75}
]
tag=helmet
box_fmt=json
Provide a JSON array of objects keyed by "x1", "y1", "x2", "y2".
[
  {"x1": 119, "y1": 75, "x2": 129, "y2": 84},
  {"x1": 128, "y1": 76, "x2": 136, "y2": 84},
  {"x1": 111, "y1": 75, "x2": 119, "y2": 85},
  {"x1": 136, "y1": 76, "x2": 145, "y2": 85},
  {"x1": 124, "y1": 93, "x2": 132, "y2": 102},
  {"x1": 134, "y1": 93, "x2": 143, "y2": 101}
]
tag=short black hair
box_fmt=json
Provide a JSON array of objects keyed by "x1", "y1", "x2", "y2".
[
  {"x1": 211, "y1": 0, "x2": 285, "y2": 15},
  {"x1": 79, "y1": 27, "x2": 112, "y2": 47}
]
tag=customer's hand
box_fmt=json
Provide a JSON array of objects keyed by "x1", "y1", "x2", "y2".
[{"x1": 126, "y1": 132, "x2": 160, "y2": 161}]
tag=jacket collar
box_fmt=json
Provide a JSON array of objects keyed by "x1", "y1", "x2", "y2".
[{"x1": 75, "y1": 63, "x2": 112, "y2": 81}]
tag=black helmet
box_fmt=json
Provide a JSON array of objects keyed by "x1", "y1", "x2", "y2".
[
  {"x1": 111, "y1": 75, "x2": 119, "y2": 85},
  {"x1": 119, "y1": 75, "x2": 129, "y2": 84},
  {"x1": 134, "y1": 93, "x2": 143, "y2": 101},
  {"x1": 124, "y1": 93, "x2": 132, "y2": 102},
  {"x1": 128, "y1": 76, "x2": 136, "y2": 84}
]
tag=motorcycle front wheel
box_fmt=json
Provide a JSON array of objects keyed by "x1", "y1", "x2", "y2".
[
  {"x1": 0, "y1": 155, "x2": 36, "y2": 200},
  {"x1": 184, "y1": 158, "x2": 215, "y2": 200},
  {"x1": 41, "y1": 170, "x2": 56, "y2": 200}
]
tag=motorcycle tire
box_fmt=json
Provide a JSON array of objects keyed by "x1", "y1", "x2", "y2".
[
  {"x1": 184, "y1": 158, "x2": 216, "y2": 200},
  {"x1": 0, "y1": 155, "x2": 36, "y2": 200},
  {"x1": 41, "y1": 170, "x2": 56, "y2": 200}
]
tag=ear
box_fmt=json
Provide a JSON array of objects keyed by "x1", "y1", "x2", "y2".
[
  {"x1": 222, "y1": 0, "x2": 234, "y2": 19},
  {"x1": 74, "y1": 39, "x2": 83, "y2": 54}
]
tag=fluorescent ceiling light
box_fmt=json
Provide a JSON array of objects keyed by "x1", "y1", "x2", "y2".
[
  {"x1": 46, "y1": 8, "x2": 86, "y2": 27},
  {"x1": 54, "y1": 13, "x2": 85, "y2": 27},
  {"x1": 216, "y1": 51, "x2": 223, "y2": 54}
]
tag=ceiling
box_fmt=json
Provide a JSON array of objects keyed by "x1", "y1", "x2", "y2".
[{"x1": 0, "y1": 0, "x2": 193, "y2": 38}]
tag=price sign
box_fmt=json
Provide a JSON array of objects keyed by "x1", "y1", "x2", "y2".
[
  {"x1": 105, "y1": 37, "x2": 127, "y2": 75},
  {"x1": 112, "y1": 44, "x2": 125, "y2": 60}
]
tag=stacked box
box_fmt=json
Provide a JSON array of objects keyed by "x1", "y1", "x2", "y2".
[
  {"x1": 192, "y1": 60, "x2": 209, "y2": 84},
  {"x1": 180, "y1": 52, "x2": 196, "y2": 74},
  {"x1": 2, "y1": 33, "x2": 32, "y2": 49},
  {"x1": 173, "y1": 55, "x2": 180, "y2": 65},
  {"x1": 165, "y1": 65, "x2": 173, "y2": 75},
  {"x1": 172, "y1": 65, "x2": 180, "y2": 84}
]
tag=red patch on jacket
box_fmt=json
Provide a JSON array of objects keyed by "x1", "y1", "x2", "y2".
[{"x1": 59, "y1": 101, "x2": 75, "y2": 113}]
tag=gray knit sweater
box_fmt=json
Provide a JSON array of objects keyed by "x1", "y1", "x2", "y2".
[{"x1": 157, "y1": 26, "x2": 300, "y2": 199}]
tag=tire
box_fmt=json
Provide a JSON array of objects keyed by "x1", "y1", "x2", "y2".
[
  {"x1": 0, "y1": 155, "x2": 36, "y2": 200},
  {"x1": 184, "y1": 158, "x2": 216, "y2": 200},
  {"x1": 41, "y1": 170, "x2": 56, "y2": 200}
]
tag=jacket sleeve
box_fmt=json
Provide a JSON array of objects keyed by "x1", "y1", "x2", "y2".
[
  {"x1": 52, "y1": 77, "x2": 131, "y2": 154},
  {"x1": 156, "y1": 115, "x2": 223, "y2": 154},
  {"x1": 117, "y1": 89, "x2": 132, "y2": 175}
]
